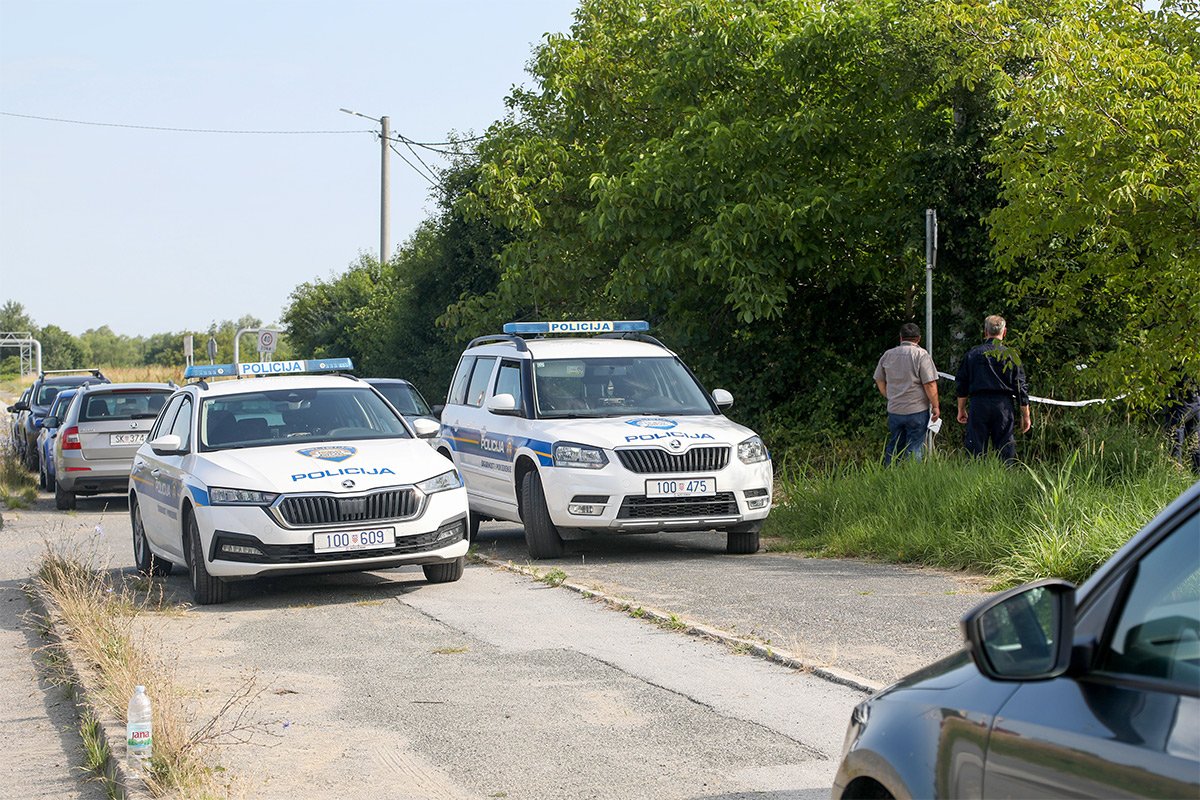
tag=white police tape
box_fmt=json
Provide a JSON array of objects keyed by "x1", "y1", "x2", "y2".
[{"x1": 936, "y1": 371, "x2": 1124, "y2": 407}]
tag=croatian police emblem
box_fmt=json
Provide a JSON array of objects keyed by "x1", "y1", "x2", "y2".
[{"x1": 297, "y1": 446, "x2": 357, "y2": 463}]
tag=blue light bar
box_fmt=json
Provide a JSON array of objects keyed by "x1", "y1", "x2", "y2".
[
  {"x1": 502, "y1": 320, "x2": 650, "y2": 335},
  {"x1": 184, "y1": 358, "x2": 354, "y2": 380}
]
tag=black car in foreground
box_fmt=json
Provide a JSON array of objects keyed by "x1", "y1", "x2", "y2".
[{"x1": 834, "y1": 481, "x2": 1199, "y2": 799}]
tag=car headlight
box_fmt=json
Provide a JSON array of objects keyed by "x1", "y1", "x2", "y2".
[
  {"x1": 553, "y1": 442, "x2": 609, "y2": 469},
  {"x1": 737, "y1": 436, "x2": 769, "y2": 464},
  {"x1": 417, "y1": 469, "x2": 463, "y2": 494},
  {"x1": 209, "y1": 487, "x2": 279, "y2": 506}
]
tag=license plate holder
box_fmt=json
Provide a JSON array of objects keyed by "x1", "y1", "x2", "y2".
[
  {"x1": 645, "y1": 477, "x2": 716, "y2": 498},
  {"x1": 313, "y1": 527, "x2": 396, "y2": 554}
]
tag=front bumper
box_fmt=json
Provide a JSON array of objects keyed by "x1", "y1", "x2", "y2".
[
  {"x1": 541, "y1": 456, "x2": 773, "y2": 532},
  {"x1": 193, "y1": 486, "x2": 470, "y2": 578}
]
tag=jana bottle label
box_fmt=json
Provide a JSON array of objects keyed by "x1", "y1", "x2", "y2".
[{"x1": 127, "y1": 722, "x2": 153, "y2": 751}]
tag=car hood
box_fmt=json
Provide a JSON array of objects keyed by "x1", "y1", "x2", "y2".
[
  {"x1": 194, "y1": 438, "x2": 454, "y2": 493},
  {"x1": 527, "y1": 414, "x2": 759, "y2": 451}
]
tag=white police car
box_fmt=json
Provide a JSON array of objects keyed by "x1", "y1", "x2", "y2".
[
  {"x1": 435, "y1": 321, "x2": 772, "y2": 558},
  {"x1": 128, "y1": 358, "x2": 469, "y2": 604}
]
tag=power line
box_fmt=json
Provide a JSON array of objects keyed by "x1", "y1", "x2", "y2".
[
  {"x1": 383, "y1": 133, "x2": 476, "y2": 157},
  {"x1": 388, "y1": 143, "x2": 440, "y2": 189},
  {"x1": 0, "y1": 110, "x2": 368, "y2": 135}
]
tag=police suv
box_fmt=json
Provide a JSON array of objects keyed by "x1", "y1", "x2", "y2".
[
  {"x1": 128, "y1": 359, "x2": 469, "y2": 605},
  {"x1": 436, "y1": 321, "x2": 772, "y2": 558}
]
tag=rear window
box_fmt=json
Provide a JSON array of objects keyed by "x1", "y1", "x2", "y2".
[
  {"x1": 80, "y1": 390, "x2": 172, "y2": 422},
  {"x1": 373, "y1": 383, "x2": 431, "y2": 416}
]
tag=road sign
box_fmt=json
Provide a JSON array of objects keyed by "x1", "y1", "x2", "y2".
[
  {"x1": 257, "y1": 329, "x2": 277, "y2": 354},
  {"x1": 183, "y1": 335, "x2": 194, "y2": 357}
]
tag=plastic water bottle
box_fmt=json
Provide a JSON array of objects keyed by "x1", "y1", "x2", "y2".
[{"x1": 126, "y1": 685, "x2": 153, "y2": 775}]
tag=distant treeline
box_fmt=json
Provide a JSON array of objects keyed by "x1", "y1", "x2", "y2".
[{"x1": 0, "y1": 302, "x2": 292, "y2": 374}]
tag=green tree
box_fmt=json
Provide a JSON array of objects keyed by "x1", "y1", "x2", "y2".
[
  {"x1": 938, "y1": 0, "x2": 1200, "y2": 406},
  {"x1": 282, "y1": 258, "x2": 380, "y2": 364},
  {"x1": 37, "y1": 325, "x2": 85, "y2": 371}
]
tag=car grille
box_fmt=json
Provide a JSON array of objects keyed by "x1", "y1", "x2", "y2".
[
  {"x1": 617, "y1": 493, "x2": 739, "y2": 519},
  {"x1": 277, "y1": 489, "x2": 419, "y2": 527},
  {"x1": 616, "y1": 446, "x2": 730, "y2": 474}
]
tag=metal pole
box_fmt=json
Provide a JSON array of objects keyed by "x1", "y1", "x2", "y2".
[
  {"x1": 380, "y1": 115, "x2": 390, "y2": 264},
  {"x1": 925, "y1": 208, "x2": 937, "y2": 360}
]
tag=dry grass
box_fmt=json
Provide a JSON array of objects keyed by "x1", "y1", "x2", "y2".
[
  {"x1": 96, "y1": 365, "x2": 185, "y2": 385},
  {"x1": 1, "y1": 441, "x2": 37, "y2": 509},
  {"x1": 33, "y1": 544, "x2": 268, "y2": 798}
]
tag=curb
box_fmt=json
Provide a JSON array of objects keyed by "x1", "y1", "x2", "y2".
[
  {"x1": 471, "y1": 552, "x2": 883, "y2": 695},
  {"x1": 26, "y1": 583, "x2": 154, "y2": 800}
]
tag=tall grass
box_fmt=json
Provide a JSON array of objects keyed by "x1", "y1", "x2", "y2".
[{"x1": 766, "y1": 435, "x2": 1195, "y2": 587}]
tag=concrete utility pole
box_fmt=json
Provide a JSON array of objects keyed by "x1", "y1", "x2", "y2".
[{"x1": 340, "y1": 108, "x2": 390, "y2": 264}]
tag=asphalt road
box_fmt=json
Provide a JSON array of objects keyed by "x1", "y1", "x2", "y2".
[{"x1": 2, "y1": 493, "x2": 944, "y2": 800}]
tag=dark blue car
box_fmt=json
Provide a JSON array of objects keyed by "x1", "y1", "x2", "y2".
[
  {"x1": 834, "y1": 481, "x2": 1200, "y2": 799},
  {"x1": 36, "y1": 388, "x2": 78, "y2": 490}
]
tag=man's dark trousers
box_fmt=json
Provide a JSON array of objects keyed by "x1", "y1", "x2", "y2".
[{"x1": 965, "y1": 395, "x2": 1016, "y2": 463}]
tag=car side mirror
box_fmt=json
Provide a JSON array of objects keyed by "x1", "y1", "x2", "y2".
[
  {"x1": 148, "y1": 434, "x2": 183, "y2": 456},
  {"x1": 12, "y1": 401, "x2": 29, "y2": 412},
  {"x1": 411, "y1": 418, "x2": 440, "y2": 438},
  {"x1": 712, "y1": 389, "x2": 734, "y2": 409},
  {"x1": 961, "y1": 579, "x2": 1076, "y2": 681},
  {"x1": 42, "y1": 416, "x2": 59, "y2": 428},
  {"x1": 486, "y1": 393, "x2": 520, "y2": 416}
]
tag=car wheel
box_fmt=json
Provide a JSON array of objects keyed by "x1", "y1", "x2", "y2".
[
  {"x1": 186, "y1": 511, "x2": 228, "y2": 605},
  {"x1": 422, "y1": 557, "x2": 465, "y2": 584},
  {"x1": 54, "y1": 479, "x2": 76, "y2": 511},
  {"x1": 726, "y1": 530, "x2": 760, "y2": 555},
  {"x1": 38, "y1": 458, "x2": 47, "y2": 491},
  {"x1": 520, "y1": 470, "x2": 564, "y2": 559},
  {"x1": 131, "y1": 499, "x2": 172, "y2": 577},
  {"x1": 468, "y1": 510, "x2": 481, "y2": 544},
  {"x1": 24, "y1": 444, "x2": 38, "y2": 471}
]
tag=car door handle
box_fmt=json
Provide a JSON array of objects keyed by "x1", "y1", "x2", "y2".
[{"x1": 150, "y1": 468, "x2": 161, "y2": 477}]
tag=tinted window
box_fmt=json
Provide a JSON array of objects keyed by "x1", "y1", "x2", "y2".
[
  {"x1": 200, "y1": 387, "x2": 410, "y2": 450},
  {"x1": 496, "y1": 360, "x2": 523, "y2": 409},
  {"x1": 465, "y1": 357, "x2": 497, "y2": 408},
  {"x1": 46, "y1": 391, "x2": 76, "y2": 420},
  {"x1": 80, "y1": 389, "x2": 172, "y2": 422},
  {"x1": 448, "y1": 356, "x2": 475, "y2": 406},
  {"x1": 36, "y1": 385, "x2": 61, "y2": 406},
  {"x1": 1100, "y1": 511, "x2": 1200, "y2": 686},
  {"x1": 374, "y1": 383, "x2": 431, "y2": 416}
]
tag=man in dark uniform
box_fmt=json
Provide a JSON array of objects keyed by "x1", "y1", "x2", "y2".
[
  {"x1": 955, "y1": 315, "x2": 1031, "y2": 464},
  {"x1": 1166, "y1": 377, "x2": 1200, "y2": 474}
]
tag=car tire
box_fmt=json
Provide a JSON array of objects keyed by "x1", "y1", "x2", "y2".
[
  {"x1": 422, "y1": 557, "x2": 465, "y2": 584},
  {"x1": 520, "y1": 470, "x2": 564, "y2": 559},
  {"x1": 54, "y1": 479, "x2": 75, "y2": 511},
  {"x1": 468, "y1": 510, "x2": 481, "y2": 544},
  {"x1": 186, "y1": 511, "x2": 228, "y2": 605},
  {"x1": 38, "y1": 458, "x2": 47, "y2": 491},
  {"x1": 24, "y1": 444, "x2": 38, "y2": 472},
  {"x1": 726, "y1": 530, "x2": 760, "y2": 555},
  {"x1": 131, "y1": 499, "x2": 172, "y2": 577}
]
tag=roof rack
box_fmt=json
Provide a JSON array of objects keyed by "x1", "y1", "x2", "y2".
[
  {"x1": 597, "y1": 331, "x2": 669, "y2": 349},
  {"x1": 466, "y1": 334, "x2": 529, "y2": 352},
  {"x1": 40, "y1": 368, "x2": 105, "y2": 378}
]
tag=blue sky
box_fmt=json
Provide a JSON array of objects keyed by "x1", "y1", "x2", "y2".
[{"x1": 0, "y1": 0, "x2": 579, "y2": 337}]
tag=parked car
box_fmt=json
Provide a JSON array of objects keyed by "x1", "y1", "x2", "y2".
[
  {"x1": 36, "y1": 388, "x2": 78, "y2": 490},
  {"x1": 52, "y1": 382, "x2": 172, "y2": 510},
  {"x1": 129, "y1": 359, "x2": 467, "y2": 604},
  {"x1": 364, "y1": 378, "x2": 439, "y2": 438},
  {"x1": 15, "y1": 369, "x2": 108, "y2": 470},
  {"x1": 833, "y1": 480, "x2": 1200, "y2": 799},
  {"x1": 435, "y1": 320, "x2": 772, "y2": 557},
  {"x1": 7, "y1": 387, "x2": 32, "y2": 456}
]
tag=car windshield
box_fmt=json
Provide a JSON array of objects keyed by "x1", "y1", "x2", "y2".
[
  {"x1": 373, "y1": 383, "x2": 431, "y2": 416},
  {"x1": 80, "y1": 389, "x2": 172, "y2": 422},
  {"x1": 533, "y1": 356, "x2": 714, "y2": 419},
  {"x1": 199, "y1": 387, "x2": 411, "y2": 451}
]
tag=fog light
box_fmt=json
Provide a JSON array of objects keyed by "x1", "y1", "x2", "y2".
[
  {"x1": 436, "y1": 520, "x2": 466, "y2": 541},
  {"x1": 220, "y1": 543, "x2": 263, "y2": 556},
  {"x1": 747, "y1": 498, "x2": 770, "y2": 509},
  {"x1": 568, "y1": 503, "x2": 605, "y2": 516}
]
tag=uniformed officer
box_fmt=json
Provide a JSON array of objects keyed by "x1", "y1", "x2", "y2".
[{"x1": 955, "y1": 315, "x2": 1030, "y2": 463}]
